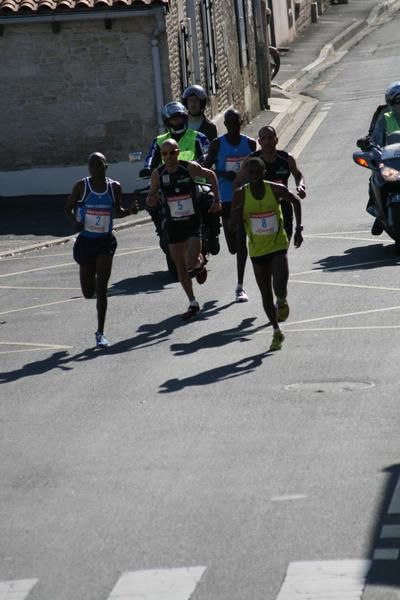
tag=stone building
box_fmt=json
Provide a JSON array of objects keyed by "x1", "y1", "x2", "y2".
[
  {"x1": 0, "y1": 0, "x2": 268, "y2": 195},
  {"x1": 268, "y1": 0, "x2": 331, "y2": 47}
]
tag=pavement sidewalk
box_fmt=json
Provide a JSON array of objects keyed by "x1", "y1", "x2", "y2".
[{"x1": 1, "y1": 0, "x2": 399, "y2": 258}]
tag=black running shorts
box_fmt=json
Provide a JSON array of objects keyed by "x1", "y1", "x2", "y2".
[
  {"x1": 166, "y1": 218, "x2": 201, "y2": 244},
  {"x1": 250, "y1": 248, "x2": 287, "y2": 266},
  {"x1": 73, "y1": 233, "x2": 117, "y2": 265}
]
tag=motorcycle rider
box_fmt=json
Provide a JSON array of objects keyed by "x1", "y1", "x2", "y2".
[
  {"x1": 181, "y1": 84, "x2": 218, "y2": 142},
  {"x1": 359, "y1": 82, "x2": 400, "y2": 235},
  {"x1": 141, "y1": 101, "x2": 209, "y2": 175}
]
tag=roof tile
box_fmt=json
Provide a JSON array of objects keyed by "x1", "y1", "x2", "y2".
[{"x1": 0, "y1": 0, "x2": 167, "y2": 14}]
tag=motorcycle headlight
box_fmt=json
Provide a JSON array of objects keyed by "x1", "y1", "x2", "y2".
[{"x1": 380, "y1": 164, "x2": 400, "y2": 181}]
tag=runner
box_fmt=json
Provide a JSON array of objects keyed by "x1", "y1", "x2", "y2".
[
  {"x1": 146, "y1": 139, "x2": 221, "y2": 320},
  {"x1": 204, "y1": 109, "x2": 256, "y2": 302},
  {"x1": 65, "y1": 152, "x2": 137, "y2": 347},
  {"x1": 235, "y1": 125, "x2": 306, "y2": 242},
  {"x1": 229, "y1": 157, "x2": 303, "y2": 351}
]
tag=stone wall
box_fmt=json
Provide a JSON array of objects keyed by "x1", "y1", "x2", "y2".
[{"x1": 0, "y1": 17, "x2": 165, "y2": 170}]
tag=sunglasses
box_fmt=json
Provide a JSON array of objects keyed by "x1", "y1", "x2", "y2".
[{"x1": 161, "y1": 151, "x2": 178, "y2": 156}]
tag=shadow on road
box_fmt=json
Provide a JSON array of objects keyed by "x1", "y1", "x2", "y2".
[
  {"x1": 315, "y1": 244, "x2": 400, "y2": 272},
  {"x1": 158, "y1": 351, "x2": 270, "y2": 393},
  {"x1": 110, "y1": 271, "x2": 175, "y2": 296},
  {"x1": 0, "y1": 300, "x2": 236, "y2": 383},
  {"x1": 170, "y1": 316, "x2": 266, "y2": 355},
  {"x1": 366, "y1": 463, "x2": 400, "y2": 590}
]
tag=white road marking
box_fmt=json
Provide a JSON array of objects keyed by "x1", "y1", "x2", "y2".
[
  {"x1": 278, "y1": 325, "x2": 400, "y2": 332},
  {"x1": 270, "y1": 494, "x2": 307, "y2": 502},
  {"x1": 0, "y1": 579, "x2": 38, "y2": 600},
  {"x1": 0, "y1": 285, "x2": 81, "y2": 291},
  {"x1": 291, "y1": 110, "x2": 330, "y2": 159},
  {"x1": 0, "y1": 342, "x2": 72, "y2": 355},
  {"x1": 275, "y1": 560, "x2": 371, "y2": 600},
  {"x1": 107, "y1": 566, "x2": 206, "y2": 600},
  {"x1": 0, "y1": 297, "x2": 81, "y2": 317},
  {"x1": 284, "y1": 305, "x2": 400, "y2": 327},
  {"x1": 388, "y1": 477, "x2": 400, "y2": 514},
  {"x1": 373, "y1": 549, "x2": 399, "y2": 560},
  {"x1": 291, "y1": 278, "x2": 400, "y2": 293}
]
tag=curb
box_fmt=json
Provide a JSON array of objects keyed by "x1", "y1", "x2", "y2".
[{"x1": 0, "y1": 215, "x2": 152, "y2": 259}]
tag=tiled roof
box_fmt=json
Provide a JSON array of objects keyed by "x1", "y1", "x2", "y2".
[{"x1": 0, "y1": 0, "x2": 168, "y2": 15}]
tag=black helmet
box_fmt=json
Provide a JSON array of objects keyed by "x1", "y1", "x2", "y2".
[
  {"x1": 181, "y1": 85, "x2": 208, "y2": 111},
  {"x1": 161, "y1": 101, "x2": 188, "y2": 124},
  {"x1": 385, "y1": 81, "x2": 400, "y2": 106}
]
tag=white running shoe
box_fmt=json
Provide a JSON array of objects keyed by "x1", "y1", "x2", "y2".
[
  {"x1": 235, "y1": 288, "x2": 249, "y2": 303},
  {"x1": 95, "y1": 331, "x2": 111, "y2": 347}
]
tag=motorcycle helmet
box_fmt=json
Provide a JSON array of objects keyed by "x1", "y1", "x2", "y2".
[
  {"x1": 385, "y1": 81, "x2": 400, "y2": 106},
  {"x1": 181, "y1": 85, "x2": 208, "y2": 111},
  {"x1": 161, "y1": 101, "x2": 188, "y2": 132}
]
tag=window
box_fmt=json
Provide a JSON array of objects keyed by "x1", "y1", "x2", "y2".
[
  {"x1": 200, "y1": 0, "x2": 217, "y2": 95},
  {"x1": 179, "y1": 19, "x2": 193, "y2": 89},
  {"x1": 235, "y1": 0, "x2": 248, "y2": 68}
]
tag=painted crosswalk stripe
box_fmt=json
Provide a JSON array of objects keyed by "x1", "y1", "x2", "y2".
[
  {"x1": 0, "y1": 579, "x2": 38, "y2": 600},
  {"x1": 388, "y1": 477, "x2": 400, "y2": 514},
  {"x1": 276, "y1": 560, "x2": 372, "y2": 599},
  {"x1": 107, "y1": 566, "x2": 206, "y2": 599}
]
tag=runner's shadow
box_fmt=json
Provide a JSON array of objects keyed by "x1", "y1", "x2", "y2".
[
  {"x1": 315, "y1": 244, "x2": 400, "y2": 272},
  {"x1": 0, "y1": 302, "x2": 235, "y2": 383},
  {"x1": 159, "y1": 351, "x2": 270, "y2": 393},
  {"x1": 110, "y1": 271, "x2": 176, "y2": 296},
  {"x1": 170, "y1": 317, "x2": 267, "y2": 355}
]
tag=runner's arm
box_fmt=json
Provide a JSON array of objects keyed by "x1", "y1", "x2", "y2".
[
  {"x1": 288, "y1": 154, "x2": 306, "y2": 198},
  {"x1": 187, "y1": 162, "x2": 222, "y2": 212},
  {"x1": 270, "y1": 182, "x2": 303, "y2": 247},
  {"x1": 146, "y1": 170, "x2": 161, "y2": 208},
  {"x1": 64, "y1": 180, "x2": 84, "y2": 230},
  {"x1": 227, "y1": 188, "x2": 245, "y2": 232},
  {"x1": 112, "y1": 182, "x2": 138, "y2": 218}
]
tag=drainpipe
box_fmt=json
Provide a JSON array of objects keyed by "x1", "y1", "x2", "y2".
[
  {"x1": 152, "y1": 12, "x2": 166, "y2": 133},
  {"x1": 252, "y1": 0, "x2": 270, "y2": 110}
]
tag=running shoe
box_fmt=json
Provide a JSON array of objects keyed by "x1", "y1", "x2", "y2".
[
  {"x1": 235, "y1": 288, "x2": 249, "y2": 303},
  {"x1": 182, "y1": 302, "x2": 200, "y2": 321},
  {"x1": 269, "y1": 330, "x2": 285, "y2": 352},
  {"x1": 276, "y1": 298, "x2": 290, "y2": 322},
  {"x1": 95, "y1": 331, "x2": 111, "y2": 348},
  {"x1": 195, "y1": 266, "x2": 207, "y2": 284}
]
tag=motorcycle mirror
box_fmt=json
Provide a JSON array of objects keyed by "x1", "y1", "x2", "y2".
[{"x1": 128, "y1": 152, "x2": 143, "y2": 162}]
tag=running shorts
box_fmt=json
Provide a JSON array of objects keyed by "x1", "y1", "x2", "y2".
[
  {"x1": 250, "y1": 248, "x2": 287, "y2": 266},
  {"x1": 73, "y1": 233, "x2": 117, "y2": 265},
  {"x1": 166, "y1": 217, "x2": 201, "y2": 244}
]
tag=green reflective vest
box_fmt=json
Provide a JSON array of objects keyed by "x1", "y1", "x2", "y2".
[
  {"x1": 156, "y1": 129, "x2": 198, "y2": 162},
  {"x1": 384, "y1": 111, "x2": 400, "y2": 135}
]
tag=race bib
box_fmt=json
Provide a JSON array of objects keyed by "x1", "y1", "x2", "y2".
[
  {"x1": 225, "y1": 156, "x2": 247, "y2": 173},
  {"x1": 168, "y1": 194, "x2": 195, "y2": 219},
  {"x1": 84, "y1": 208, "x2": 111, "y2": 233},
  {"x1": 250, "y1": 211, "x2": 278, "y2": 235}
]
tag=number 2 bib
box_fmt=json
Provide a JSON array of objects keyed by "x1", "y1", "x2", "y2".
[{"x1": 84, "y1": 208, "x2": 111, "y2": 233}]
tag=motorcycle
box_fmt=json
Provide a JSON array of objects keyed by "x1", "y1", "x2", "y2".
[
  {"x1": 353, "y1": 132, "x2": 400, "y2": 252},
  {"x1": 129, "y1": 153, "x2": 221, "y2": 281}
]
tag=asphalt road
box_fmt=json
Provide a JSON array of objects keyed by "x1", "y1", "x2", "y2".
[{"x1": 1, "y1": 12, "x2": 400, "y2": 600}]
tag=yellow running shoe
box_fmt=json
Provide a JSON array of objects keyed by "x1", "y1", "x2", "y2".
[
  {"x1": 269, "y1": 329, "x2": 285, "y2": 351},
  {"x1": 276, "y1": 298, "x2": 289, "y2": 322}
]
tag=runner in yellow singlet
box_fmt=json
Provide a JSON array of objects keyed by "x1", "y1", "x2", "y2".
[{"x1": 228, "y1": 157, "x2": 303, "y2": 351}]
